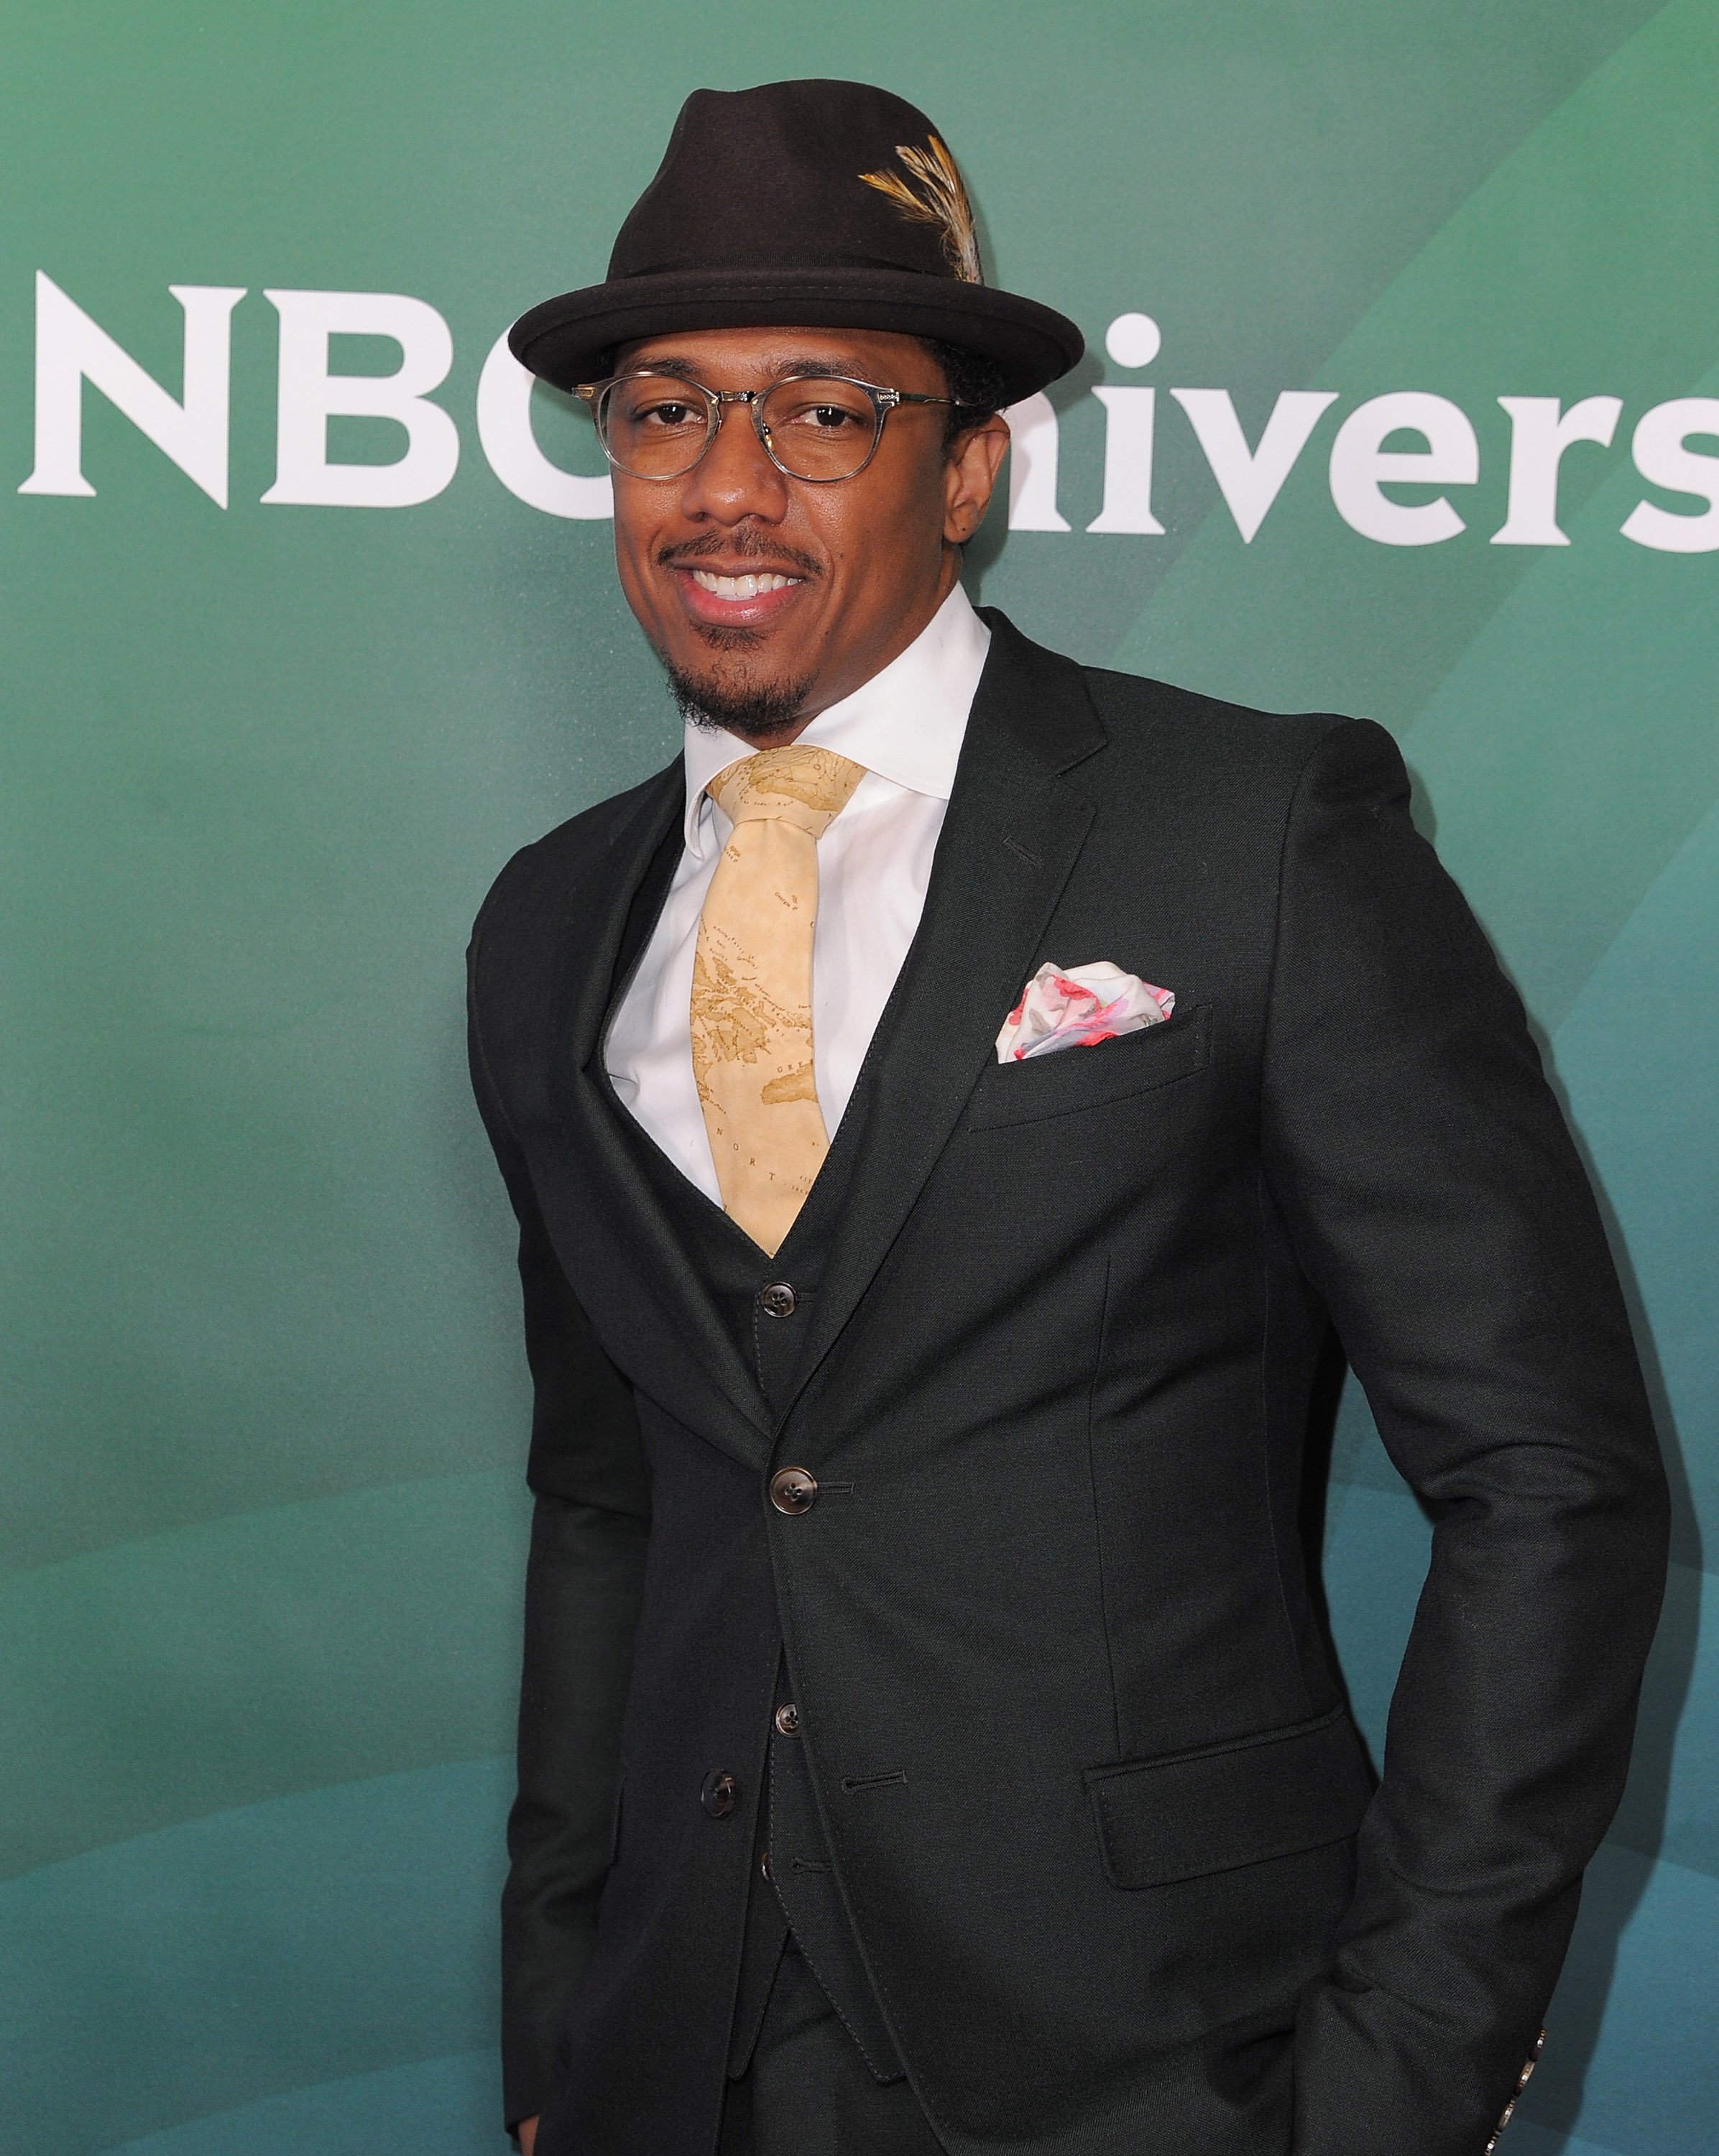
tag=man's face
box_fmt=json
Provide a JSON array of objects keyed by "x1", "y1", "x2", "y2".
[{"x1": 605, "y1": 326, "x2": 1008, "y2": 740}]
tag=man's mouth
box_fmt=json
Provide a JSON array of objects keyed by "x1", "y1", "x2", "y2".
[
  {"x1": 688, "y1": 570, "x2": 802, "y2": 599},
  {"x1": 669, "y1": 559, "x2": 811, "y2": 630}
]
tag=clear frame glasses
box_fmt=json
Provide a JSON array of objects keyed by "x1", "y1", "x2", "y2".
[{"x1": 574, "y1": 370, "x2": 958, "y2": 483}]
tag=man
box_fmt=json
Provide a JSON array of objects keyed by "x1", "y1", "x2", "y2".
[{"x1": 468, "y1": 78, "x2": 1668, "y2": 2156}]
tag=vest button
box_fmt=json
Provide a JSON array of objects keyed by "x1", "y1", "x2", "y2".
[
  {"x1": 758, "y1": 1281, "x2": 797, "y2": 1319},
  {"x1": 774, "y1": 1701, "x2": 801, "y2": 1736},
  {"x1": 769, "y1": 1467, "x2": 819, "y2": 1514},
  {"x1": 701, "y1": 1769, "x2": 738, "y2": 1819}
]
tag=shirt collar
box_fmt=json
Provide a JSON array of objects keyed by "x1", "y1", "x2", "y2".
[{"x1": 679, "y1": 583, "x2": 990, "y2": 856}]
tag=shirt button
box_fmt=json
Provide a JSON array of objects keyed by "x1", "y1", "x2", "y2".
[
  {"x1": 701, "y1": 1769, "x2": 738, "y2": 1819},
  {"x1": 769, "y1": 1467, "x2": 819, "y2": 1514},
  {"x1": 774, "y1": 1702, "x2": 801, "y2": 1736},
  {"x1": 759, "y1": 1281, "x2": 797, "y2": 1319}
]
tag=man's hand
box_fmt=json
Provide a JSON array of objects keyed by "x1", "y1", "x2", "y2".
[{"x1": 517, "y1": 2117, "x2": 538, "y2": 2155}]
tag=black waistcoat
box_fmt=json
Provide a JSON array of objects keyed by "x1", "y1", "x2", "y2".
[{"x1": 599, "y1": 831, "x2": 907, "y2": 2087}]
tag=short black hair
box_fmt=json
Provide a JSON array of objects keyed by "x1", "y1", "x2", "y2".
[{"x1": 921, "y1": 337, "x2": 1008, "y2": 448}]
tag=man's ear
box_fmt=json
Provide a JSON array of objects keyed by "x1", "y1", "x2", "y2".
[{"x1": 943, "y1": 415, "x2": 1011, "y2": 545}]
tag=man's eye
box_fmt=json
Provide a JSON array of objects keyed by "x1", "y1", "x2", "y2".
[
  {"x1": 781, "y1": 402, "x2": 863, "y2": 431},
  {"x1": 640, "y1": 401, "x2": 699, "y2": 428}
]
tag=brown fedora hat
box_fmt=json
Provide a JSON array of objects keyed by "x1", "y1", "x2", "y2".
[{"x1": 509, "y1": 79, "x2": 1083, "y2": 407}]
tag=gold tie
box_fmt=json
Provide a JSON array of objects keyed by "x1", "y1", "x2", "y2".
[{"x1": 690, "y1": 745, "x2": 866, "y2": 1256}]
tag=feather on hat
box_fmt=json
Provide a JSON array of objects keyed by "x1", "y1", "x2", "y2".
[{"x1": 859, "y1": 136, "x2": 984, "y2": 286}]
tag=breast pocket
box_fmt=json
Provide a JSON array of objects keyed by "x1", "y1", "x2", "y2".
[{"x1": 964, "y1": 1002, "x2": 1212, "y2": 1131}]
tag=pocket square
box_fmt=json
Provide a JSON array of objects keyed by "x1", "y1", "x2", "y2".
[{"x1": 995, "y1": 962, "x2": 1176, "y2": 1063}]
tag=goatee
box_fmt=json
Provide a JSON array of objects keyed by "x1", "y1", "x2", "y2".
[{"x1": 669, "y1": 662, "x2": 816, "y2": 742}]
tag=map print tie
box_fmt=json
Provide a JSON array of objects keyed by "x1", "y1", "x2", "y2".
[{"x1": 691, "y1": 745, "x2": 867, "y2": 1256}]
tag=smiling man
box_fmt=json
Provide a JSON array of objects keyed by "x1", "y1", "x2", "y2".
[
  {"x1": 468, "y1": 78, "x2": 1667, "y2": 2156},
  {"x1": 599, "y1": 327, "x2": 1001, "y2": 738}
]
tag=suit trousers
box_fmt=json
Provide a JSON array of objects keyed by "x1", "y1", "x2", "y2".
[{"x1": 716, "y1": 1940, "x2": 947, "y2": 2156}]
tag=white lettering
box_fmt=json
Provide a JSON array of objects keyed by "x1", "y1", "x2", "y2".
[
  {"x1": 1328, "y1": 392, "x2": 1478, "y2": 546},
  {"x1": 261, "y1": 290, "x2": 460, "y2": 508},
  {"x1": 475, "y1": 332, "x2": 612, "y2": 519},
  {"x1": 1086, "y1": 387, "x2": 1163, "y2": 535},
  {"x1": 1105, "y1": 313, "x2": 1161, "y2": 369},
  {"x1": 1005, "y1": 394, "x2": 1072, "y2": 532},
  {"x1": 18, "y1": 273, "x2": 244, "y2": 506},
  {"x1": 1491, "y1": 395, "x2": 1621, "y2": 545},
  {"x1": 1620, "y1": 398, "x2": 1719, "y2": 553},
  {"x1": 1171, "y1": 389, "x2": 1337, "y2": 543}
]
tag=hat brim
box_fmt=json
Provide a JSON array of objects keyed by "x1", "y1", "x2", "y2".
[{"x1": 508, "y1": 266, "x2": 1083, "y2": 408}]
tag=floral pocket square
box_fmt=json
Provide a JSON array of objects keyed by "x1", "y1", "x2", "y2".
[{"x1": 995, "y1": 962, "x2": 1176, "y2": 1063}]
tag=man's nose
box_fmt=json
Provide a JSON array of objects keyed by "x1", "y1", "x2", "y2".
[{"x1": 676, "y1": 400, "x2": 791, "y2": 522}]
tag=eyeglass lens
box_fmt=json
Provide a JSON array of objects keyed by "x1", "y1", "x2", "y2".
[{"x1": 597, "y1": 375, "x2": 883, "y2": 482}]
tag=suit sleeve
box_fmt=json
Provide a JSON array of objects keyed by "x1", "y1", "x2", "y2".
[
  {"x1": 1257, "y1": 721, "x2": 1669, "y2": 2156},
  {"x1": 469, "y1": 929, "x2": 652, "y2": 2134}
]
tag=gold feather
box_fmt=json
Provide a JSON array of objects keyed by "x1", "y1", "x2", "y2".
[{"x1": 859, "y1": 135, "x2": 984, "y2": 285}]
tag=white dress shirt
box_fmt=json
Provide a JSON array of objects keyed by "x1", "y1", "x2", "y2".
[{"x1": 604, "y1": 583, "x2": 991, "y2": 1204}]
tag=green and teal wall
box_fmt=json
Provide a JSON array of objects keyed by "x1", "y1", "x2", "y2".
[{"x1": 1, "y1": 5, "x2": 1713, "y2": 2149}]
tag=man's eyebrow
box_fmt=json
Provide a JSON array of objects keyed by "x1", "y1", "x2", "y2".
[
  {"x1": 770, "y1": 355, "x2": 868, "y2": 379},
  {"x1": 622, "y1": 353, "x2": 872, "y2": 382},
  {"x1": 620, "y1": 356, "x2": 704, "y2": 381}
]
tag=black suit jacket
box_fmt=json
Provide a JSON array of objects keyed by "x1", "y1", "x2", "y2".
[{"x1": 467, "y1": 612, "x2": 1668, "y2": 2156}]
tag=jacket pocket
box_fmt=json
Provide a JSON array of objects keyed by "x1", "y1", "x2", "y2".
[
  {"x1": 1084, "y1": 1705, "x2": 1373, "y2": 1889},
  {"x1": 964, "y1": 1003, "x2": 1211, "y2": 1130}
]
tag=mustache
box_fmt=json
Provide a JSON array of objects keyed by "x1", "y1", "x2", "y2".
[{"x1": 655, "y1": 531, "x2": 822, "y2": 578}]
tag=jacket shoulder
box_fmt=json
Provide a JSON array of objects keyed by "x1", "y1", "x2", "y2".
[
  {"x1": 470, "y1": 763, "x2": 678, "y2": 953},
  {"x1": 1078, "y1": 661, "x2": 1381, "y2": 783},
  {"x1": 1077, "y1": 664, "x2": 1413, "y2": 844}
]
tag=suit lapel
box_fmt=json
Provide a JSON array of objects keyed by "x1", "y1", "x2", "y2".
[
  {"x1": 549, "y1": 765, "x2": 776, "y2": 1465},
  {"x1": 785, "y1": 612, "x2": 1107, "y2": 1406}
]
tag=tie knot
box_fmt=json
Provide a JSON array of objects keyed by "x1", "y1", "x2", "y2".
[{"x1": 708, "y1": 745, "x2": 866, "y2": 839}]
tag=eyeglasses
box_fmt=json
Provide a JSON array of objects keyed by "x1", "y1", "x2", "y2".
[{"x1": 574, "y1": 370, "x2": 957, "y2": 484}]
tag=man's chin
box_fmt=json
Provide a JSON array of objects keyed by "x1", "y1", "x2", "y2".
[{"x1": 667, "y1": 655, "x2": 816, "y2": 740}]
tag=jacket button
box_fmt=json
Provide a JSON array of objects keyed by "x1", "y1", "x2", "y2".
[
  {"x1": 769, "y1": 1467, "x2": 818, "y2": 1514},
  {"x1": 701, "y1": 1769, "x2": 738, "y2": 1819},
  {"x1": 774, "y1": 1702, "x2": 801, "y2": 1736},
  {"x1": 759, "y1": 1281, "x2": 797, "y2": 1319}
]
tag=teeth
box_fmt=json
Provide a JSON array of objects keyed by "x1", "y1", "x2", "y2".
[{"x1": 690, "y1": 570, "x2": 799, "y2": 598}]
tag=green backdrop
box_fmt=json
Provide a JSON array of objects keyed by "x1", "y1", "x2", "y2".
[{"x1": 1, "y1": 5, "x2": 1713, "y2": 2151}]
